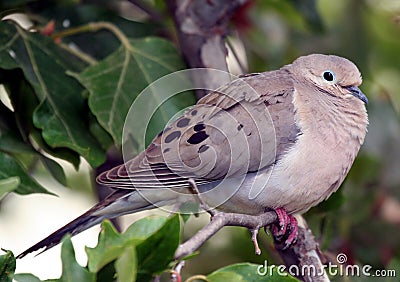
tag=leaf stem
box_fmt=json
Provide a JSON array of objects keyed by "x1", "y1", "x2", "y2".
[
  {"x1": 58, "y1": 42, "x2": 97, "y2": 66},
  {"x1": 185, "y1": 275, "x2": 208, "y2": 282},
  {"x1": 52, "y1": 21, "x2": 132, "y2": 51}
]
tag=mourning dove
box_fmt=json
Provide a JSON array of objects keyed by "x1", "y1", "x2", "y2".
[{"x1": 17, "y1": 54, "x2": 368, "y2": 258}]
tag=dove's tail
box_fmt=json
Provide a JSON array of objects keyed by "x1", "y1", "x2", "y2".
[{"x1": 16, "y1": 189, "x2": 157, "y2": 259}]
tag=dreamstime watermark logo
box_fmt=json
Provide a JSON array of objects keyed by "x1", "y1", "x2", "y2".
[
  {"x1": 122, "y1": 68, "x2": 278, "y2": 213},
  {"x1": 257, "y1": 253, "x2": 397, "y2": 278}
]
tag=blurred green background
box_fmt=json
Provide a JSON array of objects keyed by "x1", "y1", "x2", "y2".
[{"x1": 0, "y1": 0, "x2": 399, "y2": 281}]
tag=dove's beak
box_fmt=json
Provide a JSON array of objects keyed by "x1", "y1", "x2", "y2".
[{"x1": 347, "y1": 86, "x2": 368, "y2": 104}]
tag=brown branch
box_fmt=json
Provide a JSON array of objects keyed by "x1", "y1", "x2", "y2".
[
  {"x1": 175, "y1": 182, "x2": 328, "y2": 281},
  {"x1": 274, "y1": 216, "x2": 329, "y2": 282},
  {"x1": 166, "y1": 0, "x2": 248, "y2": 99},
  {"x1": 176, "y1": 179, "x2": 277, "y2": 260},
  {"x1": 174, "y1": 210, "x2": 277, "y2": 260}
]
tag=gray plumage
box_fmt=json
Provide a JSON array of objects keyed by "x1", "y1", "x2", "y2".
[{"x1": 17, "y1": 54, "x2": 368, "y2": 258}]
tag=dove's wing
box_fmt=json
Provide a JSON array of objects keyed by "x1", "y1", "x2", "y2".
[{"x1": 98, "y1": 69, "x2": 300, "y2": 189}]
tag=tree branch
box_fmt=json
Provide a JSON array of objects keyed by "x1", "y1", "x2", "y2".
[
  {"x1": 174, "y1": 210, "x2": 277, "y2": 260},
  {"x1": 166, "y1": 0, "x2": 248, "y2": 99},
  {"x1": 274, "y1": 216, "x2": 329, "y2": 282}
]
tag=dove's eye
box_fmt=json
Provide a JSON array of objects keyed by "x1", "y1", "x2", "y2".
[{"x1": 322, "y1": 70, "x2": 336, "y2": 83}]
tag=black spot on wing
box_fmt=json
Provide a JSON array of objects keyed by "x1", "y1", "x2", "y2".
[
  {"x1": 165, "y1": 131, "x2": 181, "y2": 143},
  {"x1": 157, "y1": 127, "x2": 171, "y2": 137},
  {"x1": 198, "y1": 145, "x2": 209, "y2": 153},
  {"x1": 191, "y1": 110, "x2": 198, "y2": 116},
  {"x1": 177, "y1": 118, "x2": 190, "y2": 128},
  {"x1": 194, "y1": 123, "x2": 205, "y2": 132},
  {"x1": 187, "y1": 131, "x2": 209, "y2": 144}
]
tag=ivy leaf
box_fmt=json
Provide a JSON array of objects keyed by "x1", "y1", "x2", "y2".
[
  {"x1": 0, "y1": 152, "x2": 52, "y2": 195},
  {"x1": 115, "y1": 245, "x2": 137, "y2": 282},
  {"x1": 39, "y1": 156, "x2": 67, "y2": 187},
  {"x1": 86, "y1": 215, "x2": 180, "y2": 281},
  {"x1": 86, "y1": 221, "x2": 126, "y2": 273},
  {"x1": 29, "y1": 130, "x2": 80, "y2": 171},
  {"x1": 39, "y1": 4, "x2": 159, "y2": 60},
  {"x1": 0, "y1": 70, "x2": 81, "y2": 169},
  {"x1": 0, "y1": 249, "x2": 15, "y2": 282},
  {"x1": 0, "y1": 96, "x2": 34, "y2": 155},
  {"x1": 123, "y1": 215, "x2": 169, "y2": 239},
  {"x1": 74, "y1": 37, "x2": 195, "y2": 146},
  {"x1": 58, "y1": 236, "x2": 95, "y2": 282},
  {"x1": 0, "y1": 176, "x2": 20, "y2": 199},
  {"x1": 135, "y1": 214, "x2": 180, "y2": 281},
  {"x1": 13, "y1": 273, "x2": 42, "y2": 282},
  {"x1": 0, "y1": 20, "x2": 105, "y2": 167}
]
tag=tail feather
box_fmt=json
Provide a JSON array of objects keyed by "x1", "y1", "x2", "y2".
[
  {"x1": 16, "y1": 212, "x2": 101, "y2": 259},
  {"x1": 16, "y1": 190, "x2": 152, "y2": 259}
]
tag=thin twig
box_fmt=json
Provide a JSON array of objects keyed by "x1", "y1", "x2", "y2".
[
  {"x1": 174, "y1": 210, "x2": 277, "y2": 260},
  {"x1": 188, "y1": 178, "x2": 216, "y2": 217},
  {"x1": 52, "y1": 22, "x2": 132, "y2": 51}
]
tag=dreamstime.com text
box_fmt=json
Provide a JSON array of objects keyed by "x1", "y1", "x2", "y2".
[{"x1": 257, "y1": 253, "x2": 396, "y2": 278}]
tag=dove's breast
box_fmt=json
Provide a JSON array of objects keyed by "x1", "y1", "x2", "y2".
[{"x1": 250, "y1": 86, "x2": 368, "y2": 214}]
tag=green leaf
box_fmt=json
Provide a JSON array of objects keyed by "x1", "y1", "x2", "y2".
[
  {"x1": 0, "y1": 21, "x2": 105, "y2": 167},
  {"x1": 0, "y1": 249, "x2": 15, "y2": 282},
  {"x1": 0, "y1": 176, "x2": 20, "y2": 199},
  {"x1": 207, "y1": 263, "x2": 299, "y2": 282},
  {"x1": 0, "y1": 70, "x2": 81, "y2": 169},
  {"x1": 0, "y1": 152, "x2": 52, "y2": 195},
  {"x1": 13, "y1": 273, "x2": 42, "y2": 282},
  {"x1": 287, "y1": 0, "x2": 323, "y2": 32},
  {"x1": 39, "y1": 5, "x2": 159, "y2": 60},
  {"x1": 86, "y1": 221, "x2": 125, "y2": 273},
  {"x1": 86, "y1": 215, "x2": 180, "y2": 280},
  {"x1": 40, "y1": 156, "x2": 67, "y2": 186},
  {"x1": 123, "y1": 215, "x2": 169, "y2": 239},
  {"x1": 115, "y1": 245, "x2": 137, "y2": 282},
  {"x1": 95, "y1": 262, "x2": 115, "y2": 282},
  {"x1": 0, "y1": 129, "x2": 33, "y2": 155},
  {"x1": 75, "y1": 37, "x2": 194, "y2": 146},
  {"x1": 59, "y1": 236, "x2": 95, "y2": 282},
  {"x1": 88, "y1": 112, "x2": 113, "y2": 151},
  {"x1": 135, "y1": 214, "x2": 180, "y2": 281},
  {"x1": 29, "y1": 130, "x2": 80, "y2": 170},
  {"x1": 0, "y1": 95, "x2": 34, "y2": 155}
]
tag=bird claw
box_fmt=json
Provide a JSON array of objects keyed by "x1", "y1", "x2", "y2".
[
  {"x1": 270, "y1": 208, "x2": 298, "y2": 249},
  {"x1": 171, "y1": 261, "x2": 185, "y2": 282}
]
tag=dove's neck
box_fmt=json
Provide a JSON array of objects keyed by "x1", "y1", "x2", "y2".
[{"x1": 293, "y1": 84, "x2": 368, "y2": 149}]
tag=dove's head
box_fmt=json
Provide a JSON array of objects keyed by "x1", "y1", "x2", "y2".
[{"x1": 289, "y1": 54, "x2": 368, "y2": 104}]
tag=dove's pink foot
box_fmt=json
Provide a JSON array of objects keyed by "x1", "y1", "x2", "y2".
[{"x1": 271, "y1": 208, "x2": 298, "y2": 249}]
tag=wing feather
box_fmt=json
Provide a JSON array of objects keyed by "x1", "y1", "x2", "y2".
[{"x1": 97, "y1": 70, "x2": 300, "y2": 189}]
